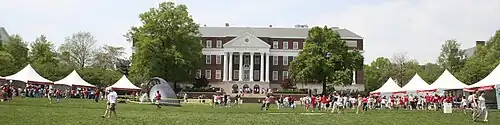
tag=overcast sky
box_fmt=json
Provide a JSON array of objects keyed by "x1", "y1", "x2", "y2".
[{"x1": 1, "y1": 0, "x2": 499, "y2": 64}]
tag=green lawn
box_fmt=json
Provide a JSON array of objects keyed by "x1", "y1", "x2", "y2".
[{"x1": 0, "y1": 98, "x2": 498, "y2": 125}]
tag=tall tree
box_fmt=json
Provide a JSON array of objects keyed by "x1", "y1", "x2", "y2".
[
  {"x1": 29, "y1": 35, "x2": 68, "y2": 81},
  {"x1": 289, "y1": 26, "x2": 363, "y2": 94},
  {"x1": 458, "y1": 30, "x2": 500, "y2": 84},
  {"x1": 59, "y1": 31, "x2": 97, "y2": 68},
  {"x1": 0, "y1": 51, "x2": 15, "y2": 76},
  {"x1": 418, "y1": 63, "x2": 443, "y2": 83},
  {"x1": 390, "y1": 53, "x2": 421, "y2": 86},
  {"x1": 364, "y1": 57, "x2": 393, "y2": 91},
  {"x1": 92, "y1": 45, "x2": 125, "y2": 69},
  {"x1": 126, "y1": 2, "x2": 203, "y2": 84},
  {"x1": 437, "y1": 39, "x2": 466, "y2": 74},
  {"x1": 3, "y1": 35, "x2": 29, "y2": 71}
]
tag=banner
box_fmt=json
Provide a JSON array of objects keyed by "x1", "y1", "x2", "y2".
[{"x1": 496, "y1": 84, "x2": 500, "y2": 109}]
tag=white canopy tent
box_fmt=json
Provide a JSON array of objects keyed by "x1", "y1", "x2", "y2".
[
  {"x1": 54, "y1": 70, "x2": 95, "y2": 88},
  {"x1": 5, "y1": 64, "x2": 53, "y2": 84},
  {"x1": 467, "y1": 64, "x2": 500, "y2": 91},
  {"x1": 429, "y1": 70, "x2": 468, "y2": 90},
  {"x1": 107, "y1": 75, "x2": 141, "y2": 91},
  {"x1": 370, "y1": 78, "x2": 403, "y2": 95},
  {"x1": 402, "y1": 74, "x2": 434, "y2": 93}
]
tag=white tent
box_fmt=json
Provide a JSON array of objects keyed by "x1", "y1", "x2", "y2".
[
  {"x1": 108, "y1": 75, "x2": 141, "y2": 90},
  {"x1": 429, "y1": 70, "x2": 468, "y2": 90},
  {"x1": 370, "y1": 77, "x2": 402, "y2": 94},
  {"x1": 467, "y1": 64, "x2": 500, "y2": 90},
  {"x1": 54, "y1": 70, "x2": 95, "y2": 88},
  {"x1": 5, "y1": 64, "x2": 53, "y2": 84},
  {"x1": 402, "y1": 73, "x2": 434, "y2": 92}
]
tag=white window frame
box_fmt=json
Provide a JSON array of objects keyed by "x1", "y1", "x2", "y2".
[
  {"x1": 283, "y1": 56, "x2": 288, "y2": 65},
  {"x1": 205, "y1": 55, "x2": 211, "y2": 64},
  {"x1": 234, "y1": 55, "x2": 239, "y2": 64},
  {"x1": 255, "y1": 56, "x2": 260, "y2": 65},
  {"x1": 215, "y1": 70, "x2": 221, "y2": 79},
  {"x1": 216, "y1": 40, "x2": 222, "y2": 48},
  {"x1": 205, "y1": 70, "x2": 212, "y2": 79},
  {"x1": 273, "y1": 56, "x2": 278, "y2": 65},
  {"x1": 283, "y1": 41, "x2": 288, "y2": 49},
  {"x1": 273, "y1": 41, "x2": 279, "y2": 49},
  {"x1": 254, "y1": 70, "x2": 260, "y2": 80},
  {"x1": 283, "y1": 71, "x2": 289, "y2": 80},
  {"x1": 216, "y1": 55, "x2": 221, "y2": 64},
  {"x1": 293, "y1": 41, "x2": 298, "y2": 49},
  {"x1": 206, "y1": 40, "x2": 212, "y2": 48},
  {"x1": 196, "y1": 69, "x2": 201, "y2": 78},
  {"x1": 233, "y1": 70, "x2": 239, "y2": 79},
  {"x1": 272, "y1": 71, "x2": 279, "y2": 80}
]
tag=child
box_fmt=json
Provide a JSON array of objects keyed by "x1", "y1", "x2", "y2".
[{"x1": 155, "y1": 91, "x2": 162, "y2": 109}]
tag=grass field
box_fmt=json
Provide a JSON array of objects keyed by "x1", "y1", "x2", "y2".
[{"x1": 0, "y1": 98, "x2": 498, "y2": 125}]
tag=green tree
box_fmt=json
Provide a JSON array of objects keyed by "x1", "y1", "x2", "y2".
[
  {"x1": 364, "y1": 57, "x2": 393, "y2": 91},
  {"x1": 0, "y1": 51, "x2": 15, "y2": 76},
  {"x1": 92, "y1": 45, "x2": 125, "y2": 69},
  {"x1": 59, "y1": 31, "x2": 97, "y2": 68},
  {"x1": 289, "y1": 26, "x2": 363, "y2": 94},
  {"x1": 390, "y1": 53, "x2": 422, "y2": 86},
  {"x1": 458, "y1": 30, "x2": 500, "y2": 84},
  {"x1": 29, "y1": 35, "x2": 69, "y2": 81},
  {"x1": 418, "y1": 63, "x2": 443, "y2": 83},
  {"x1": 126, "y1": 2, "x2": 203, "y2": 84},
  {"x1": 3, "y1": 35, "x2": 29, "y2": 72},
  {"x1": 437, "y1": 39, "x2": 466, "y2": 74},
  {"x1": 78, "y1": 68, "x2": 122, "y2": 87}
]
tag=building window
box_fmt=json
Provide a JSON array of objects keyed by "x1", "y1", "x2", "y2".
[
  {"x1": 293, "y1": 41, "x2": 298, "y2": 49},
  {"x1": 255, "y1": 56, "x2": 260, "y2": 65},
  {"x1": 215, "y1": 70, "x2": 221, "y2": 79},
  {"x1": 283, "y1": 71, "x2": 289, "y2": 80},
  {"x1": 283, "y1": 41, "x2": 288, "y2": 49},
  {"x1": 273, "y1": 41, "x2": 279, "y2": 49},
  {"x1": 292, "y1": 56, "x2": 296, "y2": 61},
  {"x1": 196, "y1": 69, "x2": 201, "y2": 78},
  {"x1": 216, "y1": 40, "x2": 222, "y2": 48},
  {"x1": 206, "y1": 55, "x2": 211, "y2": 64},
  {"x1": 205, "y1": 70, "x2": 212, "y2": 79},
  {"x1": 283, "y1": 56, "x2": 288, "y2": 65},
  {"x1": 234, "y1": 55, "x2": 239, "y2": 64},
  {"x1": 254, "y1": 70, "x2": 260, "y2": 80},
  {"x1": 273, "y1": 56, "x2": 278, "y2": 65},
  {"x1": 233, "y1": 70, "x2": 239, "y2": 79},
  {"x1": 272, "y1": 71, "x2": 278, "y2": 80},
  {"x1": 216, "y1": 55, "x2": 221, "y2": 64},
  {"x1": 206, "y1": 40, "x2": 212, "y2": 48}
]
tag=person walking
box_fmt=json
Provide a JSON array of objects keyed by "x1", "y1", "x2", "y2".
[
  {"x1": 102, "y1": 88, "x2": 117, "y2": 118},
  {"x1": 94, "y1": 88, "x2": 100, "y2": 103},
  {"x1": 474, "y1": 92, "x2": 488, "y2": 122},
  {"x1": 155, "y1": 91, "x2": 162, "y2": 109}
]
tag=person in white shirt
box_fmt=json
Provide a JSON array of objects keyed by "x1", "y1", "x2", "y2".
[
  {"x1": 102, "y1": 88, "x2": 117, "y2": 118},
  {"x1": 474, "y1": 92, "x2": 488, "y2": 122}
]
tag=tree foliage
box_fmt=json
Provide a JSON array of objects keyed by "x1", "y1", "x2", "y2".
[
  {"x1": 437, "y1": 39, "x2": 466, "y2": 74},
  {"x1": 364, "y1": 57, "x2": 393, "y2": 91},
  {"x1": 418, "y1": 63, "x2": 443, "y2": 83},
  {"x1": 29, "y1": 35, "x2": 70, "y2": 81},
  {"x1": 127, "y1": 2, "x2": 203, "y2": 84},
  {"x1": 289, "y1": 26, "x2": 363, "y2": 94},
  {"x1": 59, "y1": 31, "x2": 97, "y2": 68},
  {"x1": 0, "y1": 51, "x2": 14, "y2": 76},
  {"x1": 3, "y1": 35, "x2": 29, "y2": 72},
  {"x1": 92, "y1": 45, "x2": 125, "y2": 69},
  {"x1": 458, "y1": 30, "x2": 500, "y2": 84}
]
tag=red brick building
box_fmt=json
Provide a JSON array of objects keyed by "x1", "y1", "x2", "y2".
[{"x1": 198, "y1": 25, "x2": 364, "y2": 94}]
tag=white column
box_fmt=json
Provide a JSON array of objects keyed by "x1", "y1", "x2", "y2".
[
  {"x1": 260, "y1": 53, "x2": 264, "y2": 82},
  {"x1": 249, "y1": 52, "x2": 254, "y2": 81},
  {"x1": 352, "y1": 70, "x2": 356, "y2": 85},
  {"x1": 223, "y1": 52, "x2": 228, "y2": 81},
  {"x1": 238, "y1": 52, "x2": 243, "y2": 81},
  {"x1": 265, "y1": 53, "x2": 270, "y2": 82},
  {"x1": 228, "y1": 52, "x2": 233, "y2": 81}
]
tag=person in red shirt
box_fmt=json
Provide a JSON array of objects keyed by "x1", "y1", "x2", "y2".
[
  {"x1": 403, "y1": 95, "x2": 409, "y2": 109},
  {"x1": 94, "y1": 88, "x2": 101, "y2": 103},
  {"x1": 320, "y1": 95, "x2": 328, "y2": 111},
  {"x1": 362, "y1": 96, "x2": 369, "y2": 112},
  {"x1": 71, "y1": 89, "x2": 76, "y2": 98},
  {"x1": 55, "y1": 89, "x2": 61, "y2": 103},
  {"x1": 310, "y1": 95, "x2": 316, "y2": 112},
  {"x1": 155, "y1": 91, "x2": 162, "y2": 109}
]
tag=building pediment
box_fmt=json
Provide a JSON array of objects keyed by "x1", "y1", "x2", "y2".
[{"x1": 223, "y1": 32, "x2": 271, "y2": 48}]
